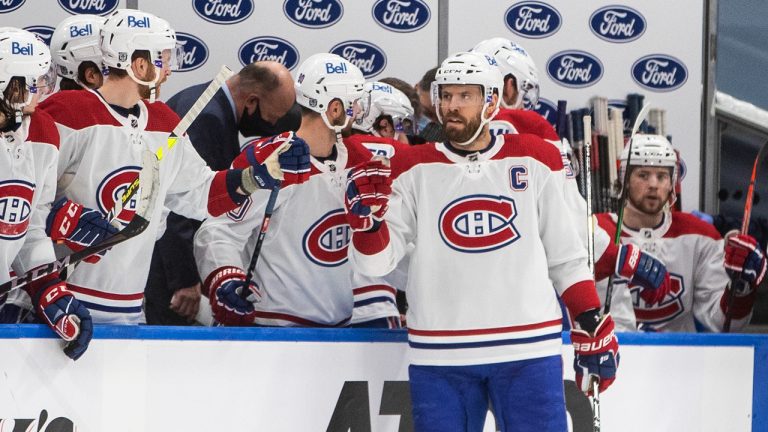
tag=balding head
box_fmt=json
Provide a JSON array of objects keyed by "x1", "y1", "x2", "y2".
[{"x1": 232, "y1": 61, "x2": 296, "y2": 125}]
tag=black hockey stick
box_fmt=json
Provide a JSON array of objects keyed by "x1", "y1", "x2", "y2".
[
  {"x1": 1, "y1": 150, "x2": 160, "y2": 295},
  {"x1": 240, "y1": 182, "x2": 281, "y2": 298},
  {"x1": 106, "y1": 65, "x2": 234, "y2": 224},
  {"x1": 724, "y1": 140, "x2": 768, "y2": 332}
]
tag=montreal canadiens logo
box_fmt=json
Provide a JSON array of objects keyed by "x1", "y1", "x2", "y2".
[
  {"x1": 96, "y1": 166, "x2": 140, "y2": 226},
  {"x1": 193, "y1": 0, "x2": 254, "y2": 24},
  {"x1": 57, "y1": 0, "x2": 119, "y2": 15},
  {"x1": 302, "y1": 209, "x2": 351, "y2": 267},
  {"x1": 0, "y1": 180, "x2": 35, "y2": 240},
  {"x1": 23, "y1": 26, "x2": 54, "y2": 46},
  {"x1": 0, "y1": 0, "x2": 25, "y2": 13},
  {"x1": 239, "y1": 36, "x2": 300, "y2": 70},
  {"x1": 546, "y1": 50, "x2": 603, "y2": 88},
  {"x1": 631, "y1": 273, "x2": 685, "y2": 325},
  {"x1": 372, "y1": 0, "x2": 431, "y2": 33},
  {"x1": 438, "y1": 195, "x2": 520, "y2": 253},
  {"x1": 330, "y1": 40, "x2": 387, "y2": 78},
  {"x1": 284, "y1": 0, "x2": 343, "y2": 29},
  {"x1": 533, "y1": 97, "x2": 557, "y2": 126},
  {"x1": 631, "y1": 54, "x2": 688, "y2": 92},
  {"x1": 504, "y1": 1, "x2": 561, "y2": 39},
  {"x1": 589, "y1": 5, "x2": 646, "y2": 43},
  {"x1": 176, "y1": 33, "x2": 209, "y2": 72}
]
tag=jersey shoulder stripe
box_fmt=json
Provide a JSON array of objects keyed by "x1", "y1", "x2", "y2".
[
  {"x1": 39, "y1": 90, "x2": 121, "y2": 129},
  {"x1": 26, "y1": 110, "x2": 60, "y2": 149},
  {"x1": 495, "y1": 134, "x2": 564, "y2": 172},
  {"x1": 666, "y1": 212, "x2": 721, "y2": 240},
  {"x1": 143, "y1": 100, "x2": 181, "y2": 133}
]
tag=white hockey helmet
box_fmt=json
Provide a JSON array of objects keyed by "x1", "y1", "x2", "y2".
[
  {"x1": 101, "y1": 9, "x2": 182, "y2": 100},
  {"x1": 50, "y1": 14, "x2": 104, "y2": 81},
  {"x1": 0, "y1": 28, "x2": 55, "y2": 102},
  {"x1": 353, "y1": 81, "x2": 415, "y2": 136},
  {"x1": 619, "y1": 134, "x2": 678, "y2": 201},
  {"x1": 471, "y1": 37, "x2": 540, "y2": 110},
  {"x1": 294, "y1": 52, "x2": 365, "y2": 133},
  {"x1": 431, "y1": 51, "x2": 503, "y2": 146}
]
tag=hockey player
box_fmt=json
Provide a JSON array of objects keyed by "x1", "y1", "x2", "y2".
[
  {"x1": 49, "y1": 14, "x2": 104, "y2": 91},
  {"x1": 346, "y1": 51, "x2": 618, "y2": 431},
  {"x1": 351, "y1": 81, "x2": 414, "y2": 144},
  {"x1": 472, "y1": 37, "x2": 556, "y2": 140},
  {"x1": 0, "y1": 28, "x2": 92, "y2": 360},
  {"x1": 195, "y1": 53, "x2": 398, "y2": 327},
  {"x1": 594, "y1": 135, "x2": 765, "y2": 332},
  {"x1": 38, "y1": 9, "x2": 310, "y2": 324}
]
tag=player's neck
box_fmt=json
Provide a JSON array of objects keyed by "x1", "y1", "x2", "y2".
[
  {"x1": 99, "y1": 78, "x2": 141, "y2": 109},
  {"x1": 452, "y1": 129, "x2": 492, "y2": 152},
  {"x1": 297, "y1": 117, "x2": 337, "y2": 158},
  {"x1": 622, "y1": 204, "x2": 664, "y2": 230}
]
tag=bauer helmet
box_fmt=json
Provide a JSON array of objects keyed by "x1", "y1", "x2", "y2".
[
  {"x1": 472, "y1": 37, "x2": 540, "y2": 110},
  {"x1": 294, "y1": 52, "x2": 365, "y2": 133},
  {"x1": 353, "y1": 81, "x2": 414, "y2": 136},
  {"x1": 50, "y1": 14, "x2": 104, "y2": 81}
]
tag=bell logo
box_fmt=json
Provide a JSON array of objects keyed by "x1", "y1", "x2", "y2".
[
  {"x1": 325, "y1": 62, "x2": 348, "y2": 74},
  {"x1": 127, "y1": 16, "x2": 150, "y2": 28},
  {"x1": 11, "y1": 41, "x2": 33, "y2": 55},
  {"x1": 69, "y1": 24, "x2": 93, "y2": 37}
]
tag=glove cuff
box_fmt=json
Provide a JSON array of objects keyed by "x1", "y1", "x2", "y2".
[{"x1": 205, "y1": 266, "x2": 246, "y2": 297}]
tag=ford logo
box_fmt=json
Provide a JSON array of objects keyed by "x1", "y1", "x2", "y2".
[
  {"x1": 238, "y1": 36, "x2": 300, "y2": 70},
  {"x1": 589, "y1": 6, "x2": 646, "y2": 43},
  {"x1": 546, "y1": 50, "x2": 603, "y2": 88},
  {"x1": 57, "y1": 0, "x2": 119, "y2": 15},
  {"x1": 504, "y1": 1, "x2": 561, "y2": 39},
  {"x1": 329, "y1": 40, "x2": 387, "y2": 78},
  {"x1": 533, "y1": 98, "x2": 557, "y2": 126},
  {"x1": 193, "y1": 0, "x2": 254, "y2": 25},
  {"x1": 631, "y1": 54, "x2": 688, "y2": 92},
  {"x1": 0, "y1": 0, "x2": 25, "y2": 14},
  {"x1": 23, "y1": 26, "x2": 55, "y2": 46},
  {"x1": 175, "y1": 33, "x2": 209, "y2": 72},
  {"x1": 284, "y1": 0, "x2": 343, "y2": 29},
  {"x1": 372, "y1": 0, "x2": 431, "y2": 33}
]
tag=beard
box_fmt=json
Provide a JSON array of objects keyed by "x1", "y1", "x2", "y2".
[
  {"x1": 628, "y1": 190, "x2": 670, "y2": 215},
  {"x1": 443, "y1": 112, "x2": 482, "y2": 145}
]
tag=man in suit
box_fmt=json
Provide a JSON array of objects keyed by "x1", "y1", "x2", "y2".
[{"x1": 145, "y1": 61, "x2": 300, "y2": 325}]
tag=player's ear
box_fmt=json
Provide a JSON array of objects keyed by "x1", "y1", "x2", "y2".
[
  {"x1": 485, "y1": 92, "x2": 499, "y2": 117},
  {"x1": 326, "y1": 98, "x2": 344, "y2": 122}
]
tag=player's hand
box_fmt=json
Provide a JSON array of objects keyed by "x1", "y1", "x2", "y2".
[
  {"x1": 30, "y1": 273, "x2": 93, "y2": 360},
  {"x1": 724, "y1": 231, "x2": 767, "y2": 289},
  {"x1": 345, "y1": 159, "x2": 392, "y2": 232},
  {"x1": 206, "y1": 266, "x2": 261, "y2": 326},
  {"x1": 46, "y1": 197, "x2": 118, "y2": 263},
  {"x1": 245, "y1": 132, "x2": 311, "y2": 189},
  {"x1": 170, "y1": 283, "x2": 202, "y2": 321},
  {"x1": 571, "y1": 313, "x2": 619, "y2": 396},
  {"x1": 616, "y1": 243, "x2": 671, "y2": 305}
]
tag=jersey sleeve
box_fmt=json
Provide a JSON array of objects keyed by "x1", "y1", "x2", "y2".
[
  {"x1": 163, "y1": 134, "x2": 223, "y2": 220},
  {"x1": 691, "y1": 236, "x2": 746, "y2": 332},
  {"x1": 348, "y1": 173, "x2": 418, "y2": 278}
]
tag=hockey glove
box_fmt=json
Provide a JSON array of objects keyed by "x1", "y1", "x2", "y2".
[
  {"x1": 571, "y1": 312, "x2": 619, "y2": 396},
  {"x1": 206, "y1": 266, "x2": 262, "y2": 326},
  {"x1": 46, "y1": 198, "x2": 118, "y2": 263},
  {"x1": 345, "y1": 159, "x2": 392, "y2": 232},
  {"x1": 245, "y1": 132, "x2": 311, "y2": 190},
  {"x1": 724, "y1": 231, "x2": 767, "y2": 289},
  {"x1": 28, "y1": 272, "x2": 93, "y2": 361},
  {"x1": 616, "y1": 243, "x2": 671, "y2": 305}
]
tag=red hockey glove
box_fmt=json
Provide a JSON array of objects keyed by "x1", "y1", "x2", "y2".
[
  {"x1": 27, "y1": 272, "x2": 93, "y2": 360},
  {"x1": 46, "y1": 198, "x2": 118, "y2": 263},
  {"x1": 245, "y1": 132, "x2": 311, "y2": 189},
  {"x1": 724, "y1": 231, "x2": 767, "y2": 289},
  {"x1": 571, "y1": 313, "x2": 619, "y2": 396},
  {"x1": 345, "y1": 159, "x2": 392, "y2": 232},
  {"x1": 616, "y1": 243, "x2": 672, "y2": 305},
  {"x1": 205, "y1": 266, "x2": 261, "y2": 326}
]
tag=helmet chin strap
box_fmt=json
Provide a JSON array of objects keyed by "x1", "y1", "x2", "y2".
[
  {"x1": 450, "y1": 102, "x2": 496, "y2": 147},
  {"x1": 321, "y1": 111, "x2": 350, "y2": 138},
  {"x1": 126, "y1": 65, "x2": 161, "y2": 103}
]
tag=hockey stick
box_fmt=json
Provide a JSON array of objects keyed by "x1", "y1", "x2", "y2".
[
  {"x1": 604, "y1": 103, "x2": 651, "y2": 315},
  {"x1": 583, "y1": 114, "x2": 600, "y2": 432},
  {"x1": 0, "y1": 150, "x2": 160, "y2": 295},
  {"x1": 241, "y1": 182, "x2": 281, "y2": 296},
  {"x1": 724, "y1": 141, "x2": 768, "y2": 332},
  {"x1": 106, "y1": 65, "x2": 234, "y2": 224}
]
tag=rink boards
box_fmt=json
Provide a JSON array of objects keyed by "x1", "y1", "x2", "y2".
[{"x1": 0, "y1": 326, "x2": 764, "y2": 432}]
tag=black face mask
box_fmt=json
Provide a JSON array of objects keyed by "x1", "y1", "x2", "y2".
[{"x1": 238, "y1": 104, "x2": 271, "y2": 137}]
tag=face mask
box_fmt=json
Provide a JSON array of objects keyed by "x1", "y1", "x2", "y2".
[{"x1": 238, "y1": 104, "x2": 270, "y2": 137}]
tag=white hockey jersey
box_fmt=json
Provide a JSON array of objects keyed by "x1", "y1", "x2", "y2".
[
  {"x1": 593, "y1": 211, "x2": 744, "y2": 332},
  {"x1": 195, "y1": 136, "x2": 398, "y2": 327},
  {"x1": 40, "y1": 89, "x2": 236, "y2": 324},
  {"x1": 349, "y1": 134, "x2": 596, "y2": 366},
  {"x1": 1, "y1": 112, "x2": 59, "y2": 287}
]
